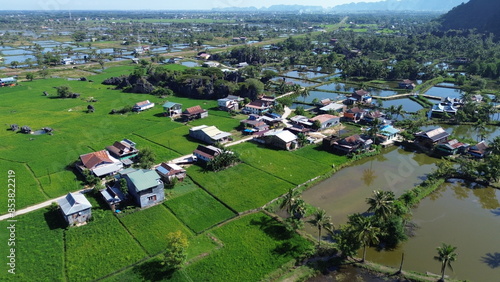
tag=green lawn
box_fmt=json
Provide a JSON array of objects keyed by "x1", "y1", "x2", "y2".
[
  {"x1": 101, "y1": 213, "x2": 312, "y2": 282},
  {"x1": 165, "y1": 188, "x2": 236, "y2": 233},
  {"x1": 293, "y1": 144, "x2": 349, "y2": 167},
  {"x1": 188, "y1": 163, "x2": 293, "y2": 212},
  {"x1": 119, "y1": 204, "x2": 192, "y2": 255},
  {"x1": 0, "y1": 209, "x2": 65, "y2": 281},
  {"x1": 232, "y1": 142, "x2": 332, "y2": 185},
  {"x1": 0, "y1": 160, "x2": 48, "y2": 214},
  {"x1": 184, "y1": 213, "x2": 313, "y2": 282},
  {"x1": 65, "y1": 211, "x2": 147, "y2": 281}
]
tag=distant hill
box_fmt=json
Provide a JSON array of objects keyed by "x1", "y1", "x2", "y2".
[
  {"x1": 333, "y1": 0, "x2": 466, "y2": 12},
  {"x1": 212, "y1": 5, "x2": 323, "y2": 12},
  {"x1": 439, "y1": 0, "x2": 500, "y2": 37}
]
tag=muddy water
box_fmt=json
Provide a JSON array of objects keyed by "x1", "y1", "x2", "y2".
[
  {"x1": 302, "y1": 146, "x2": 500, "y2": 282},
  {"x1": 302, "y1": 146, "x2": 436, "y2": 225},
  {"x1": 364, "y1": 182, "x2": 500, "y2": 282}
]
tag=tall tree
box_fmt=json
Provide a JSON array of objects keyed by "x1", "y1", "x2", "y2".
[
  {"x1": 351, "y1": 214, "x2": 382, "y2": 262},
  {"x1": 308, "y1": 209, "x2": 332, "y2": 247},
  {"x1": 164, "y1": 231, "x2": 189, "y2": 271},
  {"x1": 434, "y1": 243, "x2": 458, "y2": 282},
  {"x1": 366, "y1": 190, "x2": 395, "y2": 222}
]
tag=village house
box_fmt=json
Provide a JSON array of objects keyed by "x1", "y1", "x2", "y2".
[
  {"x1": 263, "y1": 130, "x2": 298, "y2": 150},
  {"x1": 193, "y1": 144, "x2": 223, "y2": 163},
  {"x1": 398, "y1": 79, "x2": 416, "y2": 89},
  {"x1": 243, "y1": 96, "x2": 275, "y2": 115},
  {"x1": 133, "y1": 100, "x2": 155, "y2": 112},
  {"x1": 310, "y1": 114, "x2": 341, "y2": 130},
  {"x1": 156, "y1": 162, "x2": 187, "y2": 183},
  {"x1": 324, "y1": 134, "x2": 373, "y2": 155},
  {"x1": 414, "y1": 127, "x2": 450, "y2": 149},
  {"x1": 197, "y1": 52, "x2": 211, "y2": 60},
  {"x1": 0, "y1": 77, "x2": 16, "y2": 86},
  {"x1": 182, "y1": 105, "x2": 208, "y2": 121},
  {"x1": 468, "y1": 141, "x2": 489, "y2": 158},
  {"x1": 189, "y1": 125, "x2": 232, "y2": 144},
  {"x1": 378, "y1": 124, "x2": 401, "y2": 143},
  {"x1": 61, "y1": 57, "x2": 74, "y2": 65},
  {"x1": 218, "y1": 95, "x2": 243, "y2": 111},
  {"x1": 362, "y1": 110, "x2": 388, "y2": 125},
  {"x1": 58, "y1": 192, "x2": 92, "y2": 226},
  {"x1": 319, "y1": 103, "x2": 346, "y2": 114},
  {"x1": 435, "y1": 139, "x2": 468, "y2": 156},
  {"x1": 290, "y1": 115, "x2": 313, "y2": 128},
  {"x1": 100, "y1": 185, "x2": 126, "y2": 212},
  {"x1": 119, "y1": 168, "x2": 164, "y2": 208},
  {"x1": 431, "y1": 102, "x2": 458, "y2": 117},
  {"x1": 162, "y1": 101, "x2": 183, "y2": 117},
  {"x1": 203, "y1": 61, "x2": 220, "y2": 68},
  {"x1": 240, "y1": 114, "x2": 270, "y2": 133},
  {"x1": 105, "y1": 139, "x2": 138, "y2": 166},
  {"x1": 346, "y1": 89, "x2": 372, "y2": 105},
  {"x1": 78, "y1": 150, "x2": 123, "y2": 177},
  {"x1": 342, "y1": 107, "x2": 367, "y2": 123}
]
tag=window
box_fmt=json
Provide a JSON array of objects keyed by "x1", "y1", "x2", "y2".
[{"x1": 147, "y1": 195, "x2": 157, "y2": 202}]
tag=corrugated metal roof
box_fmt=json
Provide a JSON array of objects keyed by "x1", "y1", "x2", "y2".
[
  {"x1": 127, "y1": 169, "x2": 161, "y2": 192},
  {"x1": 58, "y1": 193, "x2": 92, "y2": 215}
]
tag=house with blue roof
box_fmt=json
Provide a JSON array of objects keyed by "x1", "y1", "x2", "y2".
[
  {"x1": 162, "y1": 101, "x2": 182, "y2": 117},
  {"x1": 58, "y1": 192, "x2": 92, "y2": 226},
  {"x1": 119, "y1": 168, "x2": 164, "y2": 208},
  {"x1": 379, "y1": 124, "x2": 401, "y2": 142}
]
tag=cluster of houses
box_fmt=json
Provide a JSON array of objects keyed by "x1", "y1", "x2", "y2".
[
  {"x1": 60, "y1": 138, "x2": 188, "y2": 226},
  {"x1": 413, "y1": 127, "x2": 490, "y2": 158}
]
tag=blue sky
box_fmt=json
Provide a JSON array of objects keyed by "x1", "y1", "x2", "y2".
[{"x1": 10, "y1": 0, "x2": 381, "y2": 10}]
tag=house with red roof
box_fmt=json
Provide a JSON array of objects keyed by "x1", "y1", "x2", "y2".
[{"x1": 78, "y1": 150, "x2": 123, "y2": 177}]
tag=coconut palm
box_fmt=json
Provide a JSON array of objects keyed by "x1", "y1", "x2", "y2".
[
  {"x1": 308, "y1": 209, "x2": 332, "y2": 247},
  {"x1": 279, "y1": 188, "x2": 300, "y2": 214},
  {"x1": 434, "y1": 243, "x2": 458, "y2": 281},
  {"x1": 366, "y1": 190, "x2": 395, "y2": 222},
  {"x1": 351, "y1": 214, "x2": 382, "y2": 262}
]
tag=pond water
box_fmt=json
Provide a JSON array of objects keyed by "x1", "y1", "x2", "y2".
[
  {"x1": 296, "y1": 90, "x2": 346, "y2": 103},
  {"x1": 424, "y1": 86, "x2": 462, "y2": 99},
  {"x1": 302, "y1": 126, "x2": 500, "y2": 281},
  {"x1": 316, "y1": 82, "x2": 357, "y2": 93},
  {"x1": 379, "y1": 98, "x2": 423, "y2": 113},
  {"x1": 1, "y1": 49, "x2": 32, "y2": 56},
  {"x1": 181, "y1": 61, "x2": 199, "y2": 67},
  {"x1": 284, "y1": 78, "x2": 320, "y2": 87},
  {"x1": 302, "y1": 147, "x2": 437, "y2": 226},
  {"x1": 367, "y1": 88, "x2": 400, "y2": 97},
  {"x1": 282, "y1": 70, "x2": 326, "y2": 80},
  {"x1": 364, "y1": 182, "x2": 500, "y2": 282}
]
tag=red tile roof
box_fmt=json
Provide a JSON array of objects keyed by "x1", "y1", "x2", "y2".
[
  {"x1": 80, "y1": 150, "x2": 113, "y2": 170},
  {"x1": 184, "y1": 105, "x2": 206, "y2": 115}
]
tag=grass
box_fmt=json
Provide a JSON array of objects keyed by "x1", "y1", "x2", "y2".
[
  {"x1": 118, "y1": 204, "x2": 192, "y2": 255},
  {"x1": 184, "y1": 212, "x2": 314, "y2": 282},
  {"x1": 65, "y1": 207, "x2": 147, "y2": 281},
  {"x1": 0, "y1": 209, "x2": 65, "y2": 281},
  {"x1": 293, "y1": 144, "x2": 349, "y2": 167},
  {"x1": 165, "y1": 188, "x2": 236, "y2": 233},
  {"x1": 187, "y1": 163, "x2": 293, "y2": 212},
  {"x1": 0, "y1": 160, "x2": 48, "y2": 214},
  {"x1": 232, "y1": 142, "x2": 332, "y2": 185}
]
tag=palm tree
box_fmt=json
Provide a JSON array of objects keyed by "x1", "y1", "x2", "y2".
[
  {"x1": 434, "y1": 243, "x2": 458, "y2": 281},
  {"x1": 394, "y1": 104, "x2": 404, "y2": 120},
  {"x1": 366, "y1": 190, "x2": 395, "y2": 222},
  {"x1": 279, "y1": 188, "x2": 300, "y2": 214},
  {"x1": 308, "y1": 209, "x2": 332, "y2": 247},
  {"x1": 351, "y1": 214, "x2": 382, "y2": 262}
]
